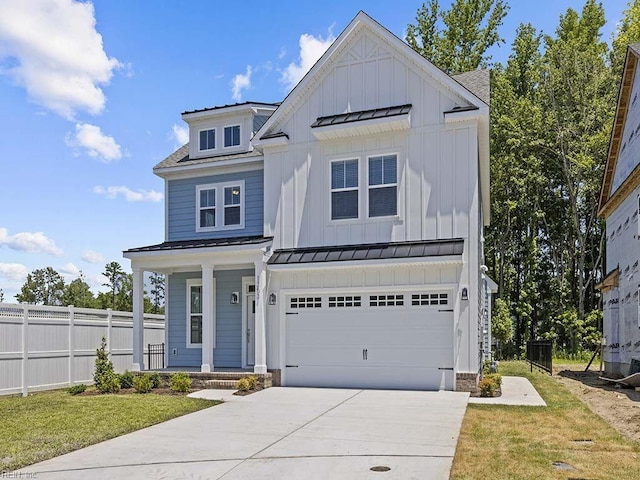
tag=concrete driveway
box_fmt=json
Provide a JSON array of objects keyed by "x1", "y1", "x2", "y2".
[{"x1": 23, "y1": 387, "x2": 469, "y2": 480}]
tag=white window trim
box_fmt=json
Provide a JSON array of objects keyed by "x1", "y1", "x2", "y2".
[
  {"x1": 198, "y1": 127, "x2": 217, "y2": 152},
  {"x1": 186, "y1": 278, "x2": 203, "y2": 348},
  {"x1": 196, "y1": 180, "x2": 245, "y2": 232},
  {"x1": 366, "y1": 153, "x2": 399, "y2": 219},
  {"x1": 330, "y1": 158, "x2": 360, "y2": 222},
  {"x1": 223, "y1": 124, "x2": 242, "y2": 149}
]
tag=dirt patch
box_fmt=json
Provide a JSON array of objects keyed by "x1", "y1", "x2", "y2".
[{"x1": 554, "y1": 364, "x2": 640, "y2": 443}]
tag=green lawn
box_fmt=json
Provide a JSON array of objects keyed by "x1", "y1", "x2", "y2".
[
  {"x1": 0, "y1": 389, "x2": 218, "y2": 472},
  {"x1": 451, "y1": 361, "x2": 640, "y2": 480}
]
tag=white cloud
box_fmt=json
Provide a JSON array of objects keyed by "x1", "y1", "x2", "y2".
[
  {"x1": 59, "y1": 262, "x2": 81, "y2": 277},
  {"x1": 0, "y1": 227, "x2": 63, "y2": 256},
  {"x1": 231, "y1": 65, "x2": 252, "y2": 101},
  {"x1": 66, "y1": 123, "x2": 122, "y2": 162},
  {"x1": 281, "y1": 29, "x2": 335, "y2": 91},
  {"x1": 171, "y1": 123, "x2": 189, "y2": 145},
  {"x1": 0, "y1": 263, "x2": 28, "y2": 282},
  {"x1": 81, "y1": 250, "x2": 104, "y2": 264},
  {"x1": 0, "y1": 0, "x2": 122, "y2": 119},
  {"x1": 93, "y1": 185, "x2": 163, "y2": 202}
]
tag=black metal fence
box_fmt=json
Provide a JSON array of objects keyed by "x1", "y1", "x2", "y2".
[
  {"x1": 146, "y1": 343, "x2": 165, "y2": 370},
  {"x1": 526, "y1": 340, "x2": 552, "y2": 374}
]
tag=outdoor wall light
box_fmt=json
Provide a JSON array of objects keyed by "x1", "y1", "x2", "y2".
[
  {"x1": 268, "y1": 293, "x2": 277, "y2": 305},
  {"x1": 461, "y1": 287, "x2": 469, "y2": 301},
  {"x1": 230, "y1": 292, "x2": 239, "y2": 304}
]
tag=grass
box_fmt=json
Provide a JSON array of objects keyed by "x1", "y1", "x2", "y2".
[
  {"x1": 450, "y1": 361, "x2": 640, "y2": 480},
  {"x1": 0, "y1": 389, "x2": 218, "y2": 472}
]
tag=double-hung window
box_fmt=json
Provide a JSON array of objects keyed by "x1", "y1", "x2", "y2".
[
  {"x1": 198, "y1": 188, "x2": 216, "y2": 228},
  {"x1": 224, "y1": 125, "x2": 241, "y2": 147},
  {"x1": 187, "y1": 280, "x2": 202, "y2": 346},
  {"x1": 199, "y1": 129, "x2": 216, "y2": 151},
  {"x1": 368, "y1": 154, "x2": 397, "y2": 217},
  {"x1": 331, "y1": 159, "x2": 359, "y2": 220},
  {"x1": 196, "y1": 181, "x2": 244, "y2": 231}
]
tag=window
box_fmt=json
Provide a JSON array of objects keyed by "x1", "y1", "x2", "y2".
[
  {"x1": 369, "y1": 294, "x2": 404, "y2": 307},
  {"x1": 328, "y1": 296, "x2": 362, "y2": 307},
  {"x1": 331, "y1": 159, "x2": 359, "y2": 220},
  {"x1": 412, "y1": 293, "x2": 449, "y2": 306},
  {"x1": 224, "y1": 125, "x2": 241, "y2": 147},
  {"x1": 198, "y1": 188, "x2": 216, "y2": 228},
  {"x1": 187, "y1": 280, "x2": 202, "y2": 346},
  {"x1": 224, "y1": 185, "x2": 242, "y2": 226},
  {"x1": 290, "y1": 297, "x2": 322, "y2": 309},
  {"x1": 196, "y1": 181, "x2": 244, "y2": 231},
  {"x1": 368, "y1": 154, "x2": 397, "y2": 217},
  {"x1": 199, "y1": 129, "x2": 216, "y2": 151}
]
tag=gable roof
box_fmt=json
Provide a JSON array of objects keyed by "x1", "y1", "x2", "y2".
[
  {"x1": 599, "y1": 44, "x2": 640, "y2": 217},
  {"x1": 252, "y1": 10, "x2": 491, "y2": 224}
]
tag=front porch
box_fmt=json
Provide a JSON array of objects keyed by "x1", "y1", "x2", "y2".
[{"x1": 123, "y1": 236, "x2": 272, "y2": 375}]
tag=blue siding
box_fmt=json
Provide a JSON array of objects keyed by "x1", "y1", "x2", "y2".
[
  {"x1": 167, "y1": 169, "x2": 264, "y2": 241},
  {"x1": 167, "y1": 269, "x2": 253, "y2": 368}
]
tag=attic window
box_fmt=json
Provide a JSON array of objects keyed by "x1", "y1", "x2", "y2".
[
  {"x1": 199, "y1": 128, "x2": 216, "y2": 151},
  {"x1": 224, "y1": 125, "x2": 241, "y2": 147}
]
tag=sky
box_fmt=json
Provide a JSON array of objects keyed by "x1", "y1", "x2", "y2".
[{"x1": 0, "y1": 0, "x2": 629, "y2": 301}]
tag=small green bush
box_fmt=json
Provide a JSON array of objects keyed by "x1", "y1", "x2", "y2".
[
  {"x1": 149, "y1": 372, "x2": 162, "y2": 389},
  {"x1": 479, "y1": 377, "x2": 498, "y2": 397},
  {"x1": 118, "y1": 370, "x2": 135, "y2": 389},
  {"x1": 170, "y1": 372, "x2": 191, "y2": 392},
  {"x1": 237, "y1": 375, "x2": 258, "y2": 392},
  {"x1": 93, "y1": 337, "x2": 120, "y2": 394},
  {"x1": 133, "y1": 374, "x2": 153, "y2": 393},
  {"x1": 485, "y1": 373, "x2": 502, "y2": 388},
  {"x1": 68, "y1": 384, "x2": 87, "y2": 395}
]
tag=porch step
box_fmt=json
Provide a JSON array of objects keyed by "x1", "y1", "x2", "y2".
[{"x1": 204, "y1": 379, "x2": 239, "y2": 389}]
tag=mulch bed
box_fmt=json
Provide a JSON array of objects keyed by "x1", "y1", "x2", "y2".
[
  {"x1": 78, "y1": 387, "x2": 195, "y2": 396},
  {"x1": 232, "y1": 386, "x2": 264, "y2": 396}
]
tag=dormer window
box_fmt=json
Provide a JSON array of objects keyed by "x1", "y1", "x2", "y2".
[
  {"x1": 224, "y1": 125, "x2": 241, "y2": 147},
  {"x1": 196, "y1": 181, "x2": 245, "y2": 232},
  {"x1": 199, "y1": 128, "x2": 216, "y2": 151}
]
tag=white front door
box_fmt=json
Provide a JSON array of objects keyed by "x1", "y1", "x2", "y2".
[{"x1": 246, "y1": 292, "x2": 256, "y2": 366}]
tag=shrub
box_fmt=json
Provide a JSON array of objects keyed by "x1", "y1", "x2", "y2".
[
  {"x1": 170, "y1": 372, "x2": 191, "y2": 392},
  {"x1": 118, "y1": 370, "x2": 135, "y2": 389},
  {"x1": 93, "y1": 337, "x2": 120, "y2": 394},
  {"x1": 68, "y1": 384, "x2": 87, "y2": 395},
  {"x1": 133, "y1": 374, "x2": 153, "y2": 393},
  {"x1": 149, "y1": 372, "x2": 162, "y2": 389},
  {"x1": 485, "y1": 373, "x2": 502, "y2": 388},
  {"x1": 237, "y1": 376, "x2": 258, "y2": 392},
  {"x1": 479, "y1": 377, "x2": 498, "y2": 397}
]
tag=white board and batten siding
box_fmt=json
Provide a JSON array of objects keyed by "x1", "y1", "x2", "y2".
[
  {"x1": 0, "y1": 303, "x2": 164, "y2": 396},
  {"x1": 262, "y1": 28, "x2": 483, "y2": 378}
]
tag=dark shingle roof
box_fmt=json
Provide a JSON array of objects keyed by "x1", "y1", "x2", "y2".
[
  {"x1": 153, "y1": 144, "x2": 262, "y2": 171},
  {"x1": 452, "y1": 69, "x2": 490, "y2": 105},
  {"x1": 267, "y1": 239, "x2": 464, "y2": 265},
  {"x1": 182, "y1": 101, "x2": 280, "y2": 116},
  {"x1": 310, "y1": 104, "x2": 412, "y2": 128},
  {"x1": 260, "y1": 131, "x2": 289, "y2": 140},
  {"x1": 125, "y1": 236, "x2": 273, "y2": 254}
]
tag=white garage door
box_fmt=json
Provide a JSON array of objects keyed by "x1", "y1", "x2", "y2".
[{"x1": 284, "y1": 291, "x2": 454, "y2": 390}]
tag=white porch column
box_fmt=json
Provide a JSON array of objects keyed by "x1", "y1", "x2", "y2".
[
  {"x1": 201, "y1": 264, "x2": 215, "y2": 372},
  {"x1": 132, "y1": 267, "x2": 145, "y2": 371},
  {"x1": 253, "y1": 260, "x2": 267, "y2": 374}
]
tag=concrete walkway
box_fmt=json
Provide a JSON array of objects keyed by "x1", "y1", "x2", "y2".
[
  {"x1": 468, "y1": 376, "x2": 547, "y2": 406},
  {"x1": 22, "y1": 387, "x2": 470, "y2": 480}
]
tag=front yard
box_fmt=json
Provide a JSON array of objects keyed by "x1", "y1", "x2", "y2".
[
  {"x1": 0, "y1": 389, "x2": 217, "y2": 472},
  {"x1": 451, "y1": 361, "x2": 640, "y2": 479}
]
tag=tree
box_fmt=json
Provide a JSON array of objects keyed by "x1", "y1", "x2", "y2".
[
  {"x1": 406, "y1": 0, "x2": 509, "y2": 74},
  {"x1": 492, "y1": 298, "x2": 514, "y2": 352},
  {"x1": 15, "y1": 267, "x2": 65, "y2": 305},
  {"x1": 63, "y1": 274, "x2": 98, "y2": 308},
  {"x1": 611, "y1": 0, "x2": 640, "y2": 75},
  {"x1": 0, "y1": 288, "x2": 4, "y2": 303},
  {"x1": 102, "y1": 262, "x2": 126, "y2": 309},
  {"x1": 149, "y1": 273, "x2": 165, "y2": 314}
]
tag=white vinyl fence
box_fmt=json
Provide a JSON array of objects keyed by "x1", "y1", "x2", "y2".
[{"x1": 0, "y1": 303, "x2": 165, "y2": 396}]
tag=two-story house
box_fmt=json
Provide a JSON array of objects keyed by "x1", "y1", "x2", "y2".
[
  {"x1": 598, "y1": 44, "x2": 640, "y2": 377},
  {"x1": 124, "y1": 11, "x2": 491, "y2": 391}
]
